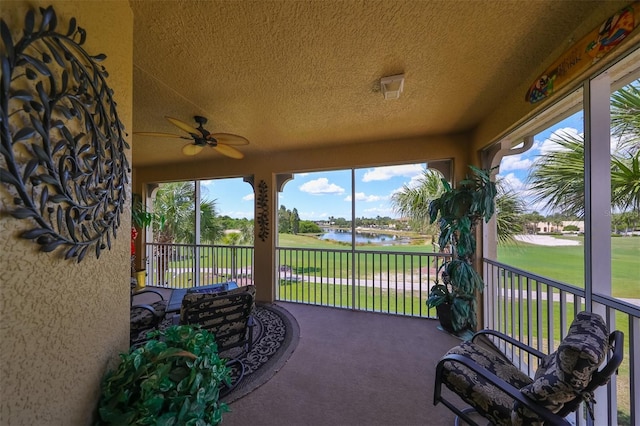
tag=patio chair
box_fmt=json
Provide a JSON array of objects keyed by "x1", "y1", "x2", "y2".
[
  {"x1": 433, "y1": 311, "x2": 623, "y2": 425},
  {"x1": 178, "y1": 284, "x2": 256, "y2": 395},
  {"x1": 130, "y1": 285, "x2": 168, "y2": 346}
]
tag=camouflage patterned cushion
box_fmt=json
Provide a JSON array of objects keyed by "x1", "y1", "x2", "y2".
[
  {"x1": 130, "y1": 300, "x2": 167, "y2": 344},
  {"x1": 441, "y1": 340, "x2": 533, "y2": 426},
  {"x1": 180, "y1": 285, "x2": 256, "y2": 352},
  {"x1": 513, "y1": 311, "x2": 608, "y2": 424}
]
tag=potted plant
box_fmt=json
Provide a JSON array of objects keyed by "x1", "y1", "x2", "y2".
[
  {"x1": 426, "y1": 166, "x2": 497, "y2": 334},
  {"x1": 131, "y1": 197, "x2": 165, "y2": 288},
  {"x1": 96, "y1": 325, "x2": 231, "y2": 425}
]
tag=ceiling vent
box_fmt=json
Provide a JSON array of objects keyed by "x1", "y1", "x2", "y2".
[{"x1": 380, "y1": 74, "x2": 405, "y2": 100}]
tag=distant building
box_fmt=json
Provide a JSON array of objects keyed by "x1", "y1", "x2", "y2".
[{"x1": 533, "y1": 221, "x2": 584, "y2": 233}]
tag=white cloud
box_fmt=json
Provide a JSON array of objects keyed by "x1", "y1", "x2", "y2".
[
  {"x1": 497, "y1": 172, "x2": 526, "y2": 192},
  {"x1": 219, "y1": 210, "x2": 254, "y2": 219},
  {"x1": 496, "y1": 174, "x2": 551, "y2": 214},
  {"x1": 538, "y1": 126, "x2": 583, "y2": 155},
  {"x1": 344, "y1": 192, "x2": 387, "y2": 202},
  {"x1": 363, "y1": 205, "x2": 396, "y2": 216},
  {"x1": 407, "y1": 173, "x2": 427, "y2": 188},
  {"x1": 299, "y1": 211, "x2": 330, "y2": 220},
  {"x1": 299, "y1": 178, "x2": 345, "y2": 195},
  {"x1": 361, "y1": 164, "x2": 424, "y2": 182},
  {"x1": 242, "y1": 193, "x2": 254, "y2": 201},
  {"x1": 500, "y1": 155, "x2": 533, "y2": 172}
]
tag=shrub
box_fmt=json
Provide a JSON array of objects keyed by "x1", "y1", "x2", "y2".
[{"x1": 96, "y1": 325, "x2": 230, "y2": 425}]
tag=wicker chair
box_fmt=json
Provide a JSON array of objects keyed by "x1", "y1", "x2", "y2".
[{"x1": 433, "y1": 311, "x2": 623, "y2": 425}]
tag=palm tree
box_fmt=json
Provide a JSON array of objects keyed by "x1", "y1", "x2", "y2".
[
  {"x1": 612, "y1": 153, "x2": 640, "y2": 214},
  {"x1": 391, "y1": 168, "x2": 445, "y2": 234},
  {"x1": 611, "y1": 82, "x2": 640, "y2": 154},
  {"x1": 152, "y1": 181, "x2": 221, "y2": 284},
  {"x1": 197, "y1": 201, "x2": 223, "y2": 244},
  {"x1": 153, "y1": 181, "x2": 196, "y2": 244},
  {"x1": 495, "y1": 183, "x2": 525, "y2": 242},
  {"x1": 392, "y1": 168, "x2": 524, "y2": 244},
  {"x1": 528, "y1": 81, "x2": 640, "y2": 218},
  {"x1": 153, "y1": 181, "x2": 221, "y2": 244},
  {"x1": 528, "y1": 131, "x2": 585, "y2": 217}
]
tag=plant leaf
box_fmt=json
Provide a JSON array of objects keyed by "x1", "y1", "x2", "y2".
[
  {"x1": 41, "y1": 239, "x2": 65, "y2": 253},
  {"x1": 13, "y1": 127, "x2": 36, "y2": 143},
  {"x1": 10, "y1": 89, "x2": 32, "y2": 101},
  {"x1": 21, "y1": 228, "x2": 50, "y2": 239},
  {"x1": 66, "y1": 17, "x2": 76, "y2": 37},
  {"x1": 40, "y1": 185, "x2": 49, "y2": 214},
  {"x1": 23, "y1": 54, "x2": 51, "y2": 76},
  {"x1": 1, "y1": 56, "x2": 11, "y2": 95},
  {"x1": 1, "y1": 168, "x2": 19, "y2": 186},
  {"x1": 77, "y1": 245, "x2": 88, "y2": 262},
  {"x1": 0, "y1": 19, "x2": 14, "y2": 61},
  {"x1": 24, "y1": 9, "x2": 34, "y2": 36},
  {"x1": 11, "y1": 208, "x2": 36, "y2": 219}
]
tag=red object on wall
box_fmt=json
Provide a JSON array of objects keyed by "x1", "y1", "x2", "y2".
[{"x1": 131, "y1": 227, "x2": 138, "y2": 255}]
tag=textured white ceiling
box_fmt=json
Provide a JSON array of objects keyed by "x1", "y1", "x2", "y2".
[{"x1": 130, "y1": 0, "x2": 629, "y2": 166}]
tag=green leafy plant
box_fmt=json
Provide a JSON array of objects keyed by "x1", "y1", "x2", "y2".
[
  {"x1": 132, "y1": 197, "x2": 165, "y2": 231},
  {"x1": 427, "y1": 166, "x2": 497, "y2": 332},
  {"x1": 97, "y1": 325, "x2": 231, "y2": 425}
]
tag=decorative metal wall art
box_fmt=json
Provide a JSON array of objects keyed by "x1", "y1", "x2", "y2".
[
  {"x1": 0, "y1": 6, "x2": 130, "y2": 262},
  {"x1": 256, "y1": 180, "x2": 269, "y2": 242}
]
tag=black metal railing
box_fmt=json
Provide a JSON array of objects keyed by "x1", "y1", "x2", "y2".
[
  {"x1": 275, "y1": 246, "x2": 450, "y2": 318},
  {"x1": 142, "y1": 243, "x2": 254, "y2": 288},
  {"x1": 484, "y1": 258, "x2": 639, "y2": 426}
]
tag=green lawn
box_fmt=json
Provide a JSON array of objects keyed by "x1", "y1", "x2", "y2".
[
  {"x1": 159, "y1": 233, "x2": 638, "y2": 299},
  {"x1": 498, "y1": 236, "x2": 639, "y2": 298},
  {"x1": 277, "y1": 282, "x2": 430, "y2": 317},
  {"x1": 279, "y1": 233, "x2": 639, "y2": 298}
]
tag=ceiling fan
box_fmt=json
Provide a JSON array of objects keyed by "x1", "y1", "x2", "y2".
[{"x1": 134, "y1": 116, "x2": 249, "y2": 159}]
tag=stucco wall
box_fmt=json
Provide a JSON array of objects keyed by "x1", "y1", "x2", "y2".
[{"x1": 0, "y1": 1, "x2": 133, "y2": 424}]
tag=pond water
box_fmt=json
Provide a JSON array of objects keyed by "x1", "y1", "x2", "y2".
[{"x1": 319, "y1": 229, "x2": 409, "y2": 245}]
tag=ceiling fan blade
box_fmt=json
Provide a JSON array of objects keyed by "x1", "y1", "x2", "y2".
[
  {"x1": 182, "y1": 143, "x2": 204, "y2": 156},
  {"x1": 134, "y1": 131, "x2": 187, "y2": 139},
  {"x1": 209, "y1": 133, "x2": 250, "y2": 146},
  {"x1": 214, "y1": 144, "x2": 244, "y2": 159},
  {"x1": 166, "y1": 116, "x2": 202, "y2": 137}
]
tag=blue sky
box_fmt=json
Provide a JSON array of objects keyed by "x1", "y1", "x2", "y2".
[{"x1": 201, "y1": 113, "x2": 585, "y2": 221}]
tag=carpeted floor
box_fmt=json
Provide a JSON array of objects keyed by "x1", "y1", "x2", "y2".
[
  {"x1": 222, "y1": 303, "x2": 300, "y2": 403},
  {"x1": 223, "y1": 302, "x2": 464, "y2": 426}
]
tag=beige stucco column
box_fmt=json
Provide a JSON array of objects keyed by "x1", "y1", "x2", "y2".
[{"x1": 245, "y1": 173, "x2": 277, "y2": 303}]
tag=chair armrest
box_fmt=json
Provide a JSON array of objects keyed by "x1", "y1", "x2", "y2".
[
  {"x1": 133, "y1": 288, "x2": 165, "y2": 300},
  {"x1": 132, "y1": 289, "x2": 165, "y2": 308},
  {"x1": 131, "y1": 303, "x2": 164, "y2": 319},
  {"x1": 171, "y1": 313, "x2": 180, "y2": 326},
  {"x1": 436, "y1": 353, "x2": 571, "y2": 425},
  {"x1": 247, "y1": 315, "x2": 256, "y2": 352},
  {"x1": 473, "y1": 329, "x2": 546, "y2": 360}
]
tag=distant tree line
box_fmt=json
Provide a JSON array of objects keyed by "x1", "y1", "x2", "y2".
[{"x1": 278, "y1": 205, "x2": 322, "y2": 234}]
